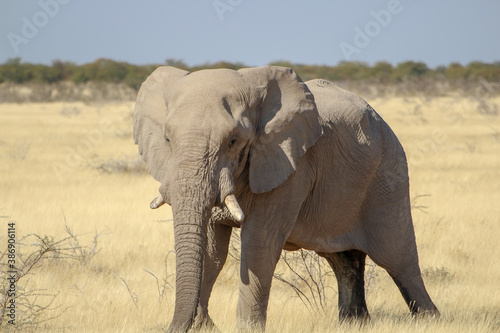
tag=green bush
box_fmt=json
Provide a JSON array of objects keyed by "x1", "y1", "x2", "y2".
[{"x1": 393, "y1": 61, "x2": 429, "y2": 81}]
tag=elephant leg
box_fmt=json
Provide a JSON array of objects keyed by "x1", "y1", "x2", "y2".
[
  {"x1": 361, "y1": 172, "x2": 439, "y2": 317},
  {"x1": 319, "y1": 250, "x2": 369, "y2": 322},
  {"x1": 387, "y1": 270, "x2": 439, "y2": 317},
  {"x1": 192, "y1": 223, "x2": 232, "y2": 330},
  {"x1": 371, "y1": 247, "x2": 440, "y2": 317},
  {"x1": 364, "y1": 219, "x2": 439, "y2": 316},
  {"x1": 237, "y1": 224, "x2": 285, "y2": 332}
]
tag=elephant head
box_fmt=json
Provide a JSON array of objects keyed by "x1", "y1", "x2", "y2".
[{"x1": 133, "y1": 66, "x2": 322, "y2": 332}]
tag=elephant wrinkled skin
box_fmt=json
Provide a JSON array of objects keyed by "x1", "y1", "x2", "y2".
[{"x1": 133, "y1": 66, "x2": 439, "y2": 332}]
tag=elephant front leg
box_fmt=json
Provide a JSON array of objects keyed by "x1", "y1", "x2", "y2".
[
  {"x1": 236, "y1": 226, "x2": 284, "y2": 332},
  {"x1": 192, "y1": 223, "x2": 232, "y2": 330}
]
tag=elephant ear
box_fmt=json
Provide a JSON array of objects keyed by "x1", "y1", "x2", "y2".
[
  {"x1": 133, "y1": 66, "x2": 189, "y2": 182},
  {"x1": 238, "y1": 66, "x2": 323, "y2": 193}
]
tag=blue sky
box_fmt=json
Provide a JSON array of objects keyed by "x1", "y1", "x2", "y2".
[{"x1": 1, "y1": 0, "x2": 499, "y2": 68}]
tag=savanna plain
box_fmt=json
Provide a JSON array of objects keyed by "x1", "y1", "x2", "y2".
[{"x1": 1, "y1": 87, "x2": 500, "y2": 332}]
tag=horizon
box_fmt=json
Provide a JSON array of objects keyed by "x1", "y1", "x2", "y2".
[{"x1": 3, "y1": 57, "x2": 500, "y2": 70}]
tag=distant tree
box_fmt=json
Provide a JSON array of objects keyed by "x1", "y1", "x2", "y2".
[
  {"x1": 94, "y1": 58, "x2": 128, "y2": 83},
  {"x1": 0, "y1": 58, "x2": 31, "y2": 83},
  {"x1": 370, "y1": 61, "x2": 393, "y2": 82},
  {"x1": 445, "y1": 62, "x2": 466, "y2": 80},
  {"x1": 268, "y1": 60, "x2": 295, "y2": 68},
  {"x1": 466, "y1": 61, "x2": 500, "y2": 81},
  {"x1": 28, "y1": 60, "x2": 75, "y2": 84},
  {"x1": 189, "y1": 61, "x2": 244, "y2": 72},
  {"x1": 393, "y1": 61, "x2": 429, "y2": 81},
  {"x1": 124, "y1": 64, "x2": 157, "y2": 90},
  {"x1": 165, "y1": 58, "x2": 189, "y2": 70},
  {"x1": 435, "y1": 65, "x2": 446, "y2": 74},
  {"x1": 80, "y1": 62, "x2": 99, "y2": 82},
  {"x1": 31, "y1": 64, "x2": 51, "y2": 83},
  {"x1": 71, "y1": 66, "x2": 90, "y2": 84},
  {"x1": 294, "y1": 64, "x2": 325, "y2": 81},
  {"x1": 214, "y1": 61, "x2": 245, "y2": 70},
  {"x1": 332, "y1": 61, "x2": 370, "y2": 80},
  {"x1": 2, "y1": 58, "x2": 500, "y2": 88},
  {"x1": 51, "y1": 60, "x2": 76, "y2": 81}
]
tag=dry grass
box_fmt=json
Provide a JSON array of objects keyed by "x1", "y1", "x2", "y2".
[{"x1": 0, "y1": 92, "x2": 499, "y2": 332}]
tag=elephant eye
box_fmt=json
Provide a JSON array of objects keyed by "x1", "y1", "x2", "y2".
[{"x1": 228, "y1": 137, "x2": 238, "y2": 149}]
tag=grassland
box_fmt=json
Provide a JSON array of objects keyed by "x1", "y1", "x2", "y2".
[{"x1": 1, "y1": 92, "x2": 499, "y2": 332}]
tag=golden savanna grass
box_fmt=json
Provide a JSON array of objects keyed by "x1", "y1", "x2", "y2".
[{"x1": 1, "y1": 92, "x2": 499, "y2": 332}]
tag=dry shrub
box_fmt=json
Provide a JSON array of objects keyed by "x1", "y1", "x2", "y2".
[
  {"x1": 1, "y1": 77, "x2": 498, "y2": 104},
  {"x1": 0, "y1": 221, "x2": 104, "y2": 330},
  {"x1": 0, "y1": 82, "x2": 136, "y2": 103},
  {"x1": 91, "y1": 156, "x2": 147, "y2": 174}
]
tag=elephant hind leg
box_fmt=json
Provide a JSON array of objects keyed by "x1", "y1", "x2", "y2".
[
  {"x1": 361, "y1": 182, "x2": 439, "y2": 317},
  {"x1": 366, "y1": 237, "x2": 439, "y2": 317},
  {"x1": 318, "y1": 250, "x2": 369, "y2": 322},
  {"x1": 387, "y1": 269, "x2": 440, "y2": 317}
]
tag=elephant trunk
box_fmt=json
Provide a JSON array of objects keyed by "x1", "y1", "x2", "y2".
[
  {"x1": 168, "y1": 201, "x2": 210, "y2": 332},
  {"x1": 169, "y1": 191, "x2": 242, "y2": 333},
  {"x1": 167, "y1": 144, "x2": 218, "y2": 333},
  {"x1": 166, "y1": 139, "x2": 244, "y2": 332}
]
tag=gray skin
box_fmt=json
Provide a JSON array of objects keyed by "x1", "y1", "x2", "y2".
[{"x1": 133, "y1": 66, "x2": 439, "y2": 332}]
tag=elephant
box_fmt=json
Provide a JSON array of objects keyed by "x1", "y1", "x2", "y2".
[{"x1": 133, "y1": 65, "x2": 439, "y2": 332}]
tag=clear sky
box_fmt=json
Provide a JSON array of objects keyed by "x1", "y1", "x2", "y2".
[{"x1": 1, "y1": 0, "x2": 499, "y2": 68}]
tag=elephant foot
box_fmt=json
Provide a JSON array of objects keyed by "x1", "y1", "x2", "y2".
[
  {"x1": 410, "y1": 306, "x2": 441, "y2": 319},
  {"x1": 389, "y1": 273, "x2": 440, "y2": 319},
  {"x1": 339, "y1": 306, "x2": 370, "y2": 324},
  {"x1": 236, "y1": 323, "x2": 265, "y2": 333},
  {"x1": 191, "y1": 313, "x2": 219, "y2": 333}
]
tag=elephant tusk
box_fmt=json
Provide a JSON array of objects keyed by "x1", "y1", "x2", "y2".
[
  {"x1": 150, "y1": 192, "x2": 165, "y2": 209},
  {"x1": 224, "y1": 194, "x2": 244, "y2": 222}
]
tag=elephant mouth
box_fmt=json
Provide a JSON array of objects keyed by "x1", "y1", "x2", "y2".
[{"x1": 149, "y1": 191, "x2": 244, "y2": 222}]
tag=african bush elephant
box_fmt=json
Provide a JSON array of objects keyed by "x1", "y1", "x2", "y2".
[{"x1": 133, "y1": 66, "x2": 439, "y2": 332}]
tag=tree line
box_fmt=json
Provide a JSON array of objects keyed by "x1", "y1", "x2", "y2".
[{"x1": 1, "y1": 57, "x2": 499, "y2": 90}]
